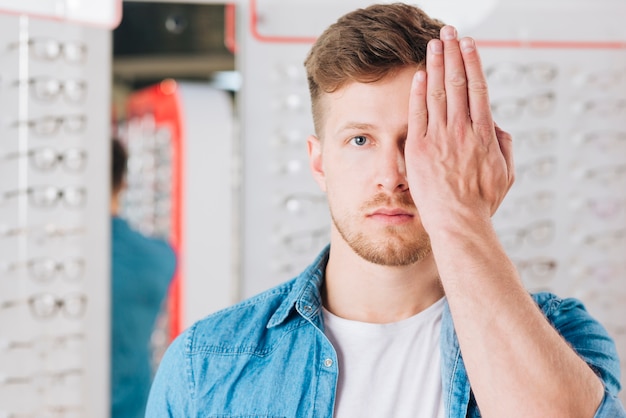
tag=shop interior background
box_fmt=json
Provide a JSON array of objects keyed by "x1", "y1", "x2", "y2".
[{"x1": 0, "y1": 0, "x2": 625, "y2": 416}]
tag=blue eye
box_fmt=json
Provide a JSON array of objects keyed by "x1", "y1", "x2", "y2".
[{"x1": 351, "y1": 136, "x2": 368, "y2": 146}]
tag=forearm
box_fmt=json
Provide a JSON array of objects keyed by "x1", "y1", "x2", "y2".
[{"x1": 430, "y1": 216, "x2": 604, "y2": 418}]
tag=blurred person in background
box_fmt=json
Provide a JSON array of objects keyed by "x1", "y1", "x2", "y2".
[
  {"x1": 110, "y1": 138, "x2": 177, "y2": 418},
  {"x1": 146, "y1": 3, "x2": 624, "y2": 417}
]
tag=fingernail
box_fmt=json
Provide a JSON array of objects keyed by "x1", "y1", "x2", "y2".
[
  {"x1": 441, "y1": 25, "x2": 457, "y2": 41},
  {"x1": 414, "y1": 71, "x2": 426, "y2": 83},
  {"x1": 460, "y1": 38, "x2": 475, "y2": 52},
  {"x1": 430, "y1": 39, "x2": 443, "y2": 54}
]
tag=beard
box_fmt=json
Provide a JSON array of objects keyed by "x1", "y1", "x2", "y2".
[{"x1": 329, "y1": 192, "x2": 432, "y2": 266}]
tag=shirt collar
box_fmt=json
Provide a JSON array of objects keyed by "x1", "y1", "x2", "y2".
[{"x1": 267, "y1": 245, "x2": 329, "y2": 328}]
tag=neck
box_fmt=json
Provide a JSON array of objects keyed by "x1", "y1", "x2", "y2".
[
  {"x1": 111, "y1": 193, "x2": 120, "y2": 216},
  {"x1": 323, "y1": 230, "x2": 444, "y2": 324}
]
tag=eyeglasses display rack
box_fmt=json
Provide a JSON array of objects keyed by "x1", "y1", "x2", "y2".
[
  {"x1": 0, "y1": 12, "x2": 111, "y2": 418},
  {"x1": 122, "y1": 80, "x2": 236, "y2": 351},
  {"x1": 236, "y1": 0, "x2": 626, "y2": 403}
]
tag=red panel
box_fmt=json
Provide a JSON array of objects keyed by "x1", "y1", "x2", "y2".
[{"x1": 126, "y1": 79, "x2": 185, "y2": 341}]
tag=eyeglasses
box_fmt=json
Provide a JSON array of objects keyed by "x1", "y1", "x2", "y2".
[
  {"x1": 570, "y1": 260, "x2": 626, "y2": 285},
  {"x1": 0, "y1": 368, "x2": 83, "y2": 391},
  {"x1": 280, "y1": 193, "x2": 327, "y2": 214},
  {"x1": 514, "y1": 128, "x2": 558, "y2": 150},
  {"x1": 513, "y1": 257, "x2": 558, "y2": 283},
  {"x1": 271, "y1": 128, "x2": 305, "y2": 148},
  {"x1": 497, "y1": 219, "x2": 555, "y2": 252},
  {"x1": 1, "y1": 148, "x2": 87, "y2": 172},
  {"x1": 579, "y1": 163, "x2": 626, "y2": 185},
  {"x1": 0, "y1": 257, "x2": 85, "y2": 283},
  {"x1": 0, "y1": 332, "x2": 84, "y2": 357},
  {"x1": 13, "y1": 77, "x2": 87, "y2": 103},
  {"x1": 569, "y1": 196, "x2": 625, "y2": 220},
  {"x1": 572, "y1": 98, "x2": 626, "y2": 118},
  {"x1": 571, "y1": 67, "x2": 626, "y2": 90},
  {"x1": 0, "y1": 293, "x2": 87, "y2": 320},
  {"x1": 273, "y1": 158, "x2": 306, "y2": 176},
  {"x1": 516, "y1": 157, "x2": 557, "y2": 182},
  {"x1": 1, "y1": 186, "x2": 87, "y2": 209},
  {"x1": 277, "y1": 92, "x2": 306, "y2": 112},
  {"x1": 485, "y1": 62, "x2": 558, "y2": 85},
  {"x1": 0, "y1": 223, "x2": 85, "y2": 244},
  {"x1": 497, "y1": 190, "x2": 555, "y2": 220},
  {"x1": 11, "y1": 115, "x2": 87, "y2": 136},
  {"x1": 8, "y1": 39, "x2": 87, "y2": 64},
  {"x1": 0, "y1": 405, "x2": 84, "y2": 418},
  {"x1": 580, "y1": 228, "x2": 626, "y2": 251},
  {"x1": 273, "y1": 62, "x2": 307, "y2": 84},
  {"x1": 0, "y1": 224, "x2": 25, "y2": 240},
  {"x1": 491, "y1": 91, "x2": 556, "y2": 120},
  {"x1": 280, "y1": 227, "x2": 329, "y2": 254},
  {"x1": 573, "y1": 130, "x2": 626, "y2": 153}
]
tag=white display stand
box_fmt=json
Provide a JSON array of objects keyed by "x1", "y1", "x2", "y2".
[
  {"x1": 0, "y1": 0, "x2": 121, "y2": 28},
  {"x1": 0, "y1": 12, "x2": 111, "y2": 418}
]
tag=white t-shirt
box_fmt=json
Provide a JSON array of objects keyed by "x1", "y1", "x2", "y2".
[{"x1": 322, "y1": 297, "x2": 446, "y2": 418}]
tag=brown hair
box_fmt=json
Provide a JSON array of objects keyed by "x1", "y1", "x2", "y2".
[
  {"x1": 112, "y1": 137, "x2": 128, "y2": 194},
  {"x1": 304, "y1": 3, "x2": 444, "y2": 134}
]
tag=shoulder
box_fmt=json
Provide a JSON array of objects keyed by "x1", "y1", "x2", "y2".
[
  {"x1": 112, "y1": 217, "x2": 176, "y2": 262},
  {"x1": 531, "y1": 291, "x2": 610, "y2": 331},
  {"x1": 180, "y1": 278, "x2": 304, "y2": 354},
  {"x1": 531, "y1": 291, "x2": 622, "y2": 395}
]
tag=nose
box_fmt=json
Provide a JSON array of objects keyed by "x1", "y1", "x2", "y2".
[{"x1": 377, "y1": 143, "x2": 408, "y2": 193}]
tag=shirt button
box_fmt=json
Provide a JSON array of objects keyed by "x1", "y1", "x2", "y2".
[
  {"x1": 303, "y1": 305, "x2": 312, "y2": 312},
  {"x1": 324, "y1": 358, "x2": 333, "y2": 367}
]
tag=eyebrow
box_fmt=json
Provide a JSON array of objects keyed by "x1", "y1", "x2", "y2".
[
  {"x1": 335, "y1": 122, "x2": 409, "y2": 139},
  {"x1": 335, "y1": 122, "x2": 377, "y2": 135}
]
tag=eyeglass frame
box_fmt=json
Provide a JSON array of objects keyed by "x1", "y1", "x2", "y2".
[
  {"x1": 1, "y1": 185, "x2": 87, "y2": 209},
  {"x1": 1, "y1": 147, "x2": 87, "y2": 173},
  {"x1": 0, "y1": 292, "x2": 87, "y2": 320},
  {"x1": 7, "y1": 38, "x2": 87, "y2": 64},
  {"x1": 0, "y1": 256, "x2": 85, "y2": 283},
  {"x1": 12, "y1": 77, "x2": 88, "y2": 104}
]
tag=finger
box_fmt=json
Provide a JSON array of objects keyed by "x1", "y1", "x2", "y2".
[
  {"x1": 408, "y1": 70, "x2": 428, "y2": 139},
  {"x1": 440, "y1": 25, "x2": 469, "y2": 124},
  {"x1": 425, "y1": 38, "x2": 446, "y2": 127},
  {"x1": 495, "y1": 123, "x2": 515, "y2": 189},
  {"x1": 459, "y1": 37, "x2": 493, "y2": 131}
]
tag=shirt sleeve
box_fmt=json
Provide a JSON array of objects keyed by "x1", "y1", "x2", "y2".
[
  {"x1": 537, "y1": 293, "x2": 626, "y2": 417},
  {"x1": 145, "y1": 329, "x2": 196, "y2": 417}
]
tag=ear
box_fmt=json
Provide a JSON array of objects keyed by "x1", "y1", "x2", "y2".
[{"x1": 307, "y1": 134, "x2": 326, "y2": 192}]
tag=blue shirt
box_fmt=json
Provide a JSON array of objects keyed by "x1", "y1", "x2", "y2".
[
  {"x1": 146, "y1": 246, "x2": 624, "y2": 417},
  {"x1": 112, "y1": 216, "x2": 177, "y2": 418}
]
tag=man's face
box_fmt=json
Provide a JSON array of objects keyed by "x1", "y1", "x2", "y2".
[{"x1": 307, "y1": 66, "x2": 431, "y2": 266}]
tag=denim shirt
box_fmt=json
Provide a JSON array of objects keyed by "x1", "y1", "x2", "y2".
[{"x1": 146, "y1": 247, "x2": 625, "y2": 418}]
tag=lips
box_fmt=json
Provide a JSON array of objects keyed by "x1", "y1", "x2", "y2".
[{"x1": 370, "y1": 208, "x2": 413, "y2": 217}]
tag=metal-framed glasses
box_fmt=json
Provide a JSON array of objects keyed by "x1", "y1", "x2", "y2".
[
  {"x1": 11, "y1": 115, "x2": 87, "y2": 136},
  {"x1": 1, "y1": 186, "x2": 87, "y2": 209},
  {"x1": 1, "y1": 293, "x2": 87, "y2": 320},
  {"x1": 485, "y1": 62, "x2": 558, "y2": 85},
  {"x1": 1, "y1": 147, "x2": 87, "y2": 172},
  {"x1": 491, "y1": 91, "x2": 556, "y2": 119},
  {"x1": 0, "y1": 257, "x2": 85, "y2": 283},
  {"x1": 8, "y1": 38, "x2": 87, "y2": 64},
  {"x1": 13, "y1": 77, "x2": 88, "y2": 103},
  {"x1": 498, "y1": 219, "x2": 555, "y2": 251},
  {"x1": 513, "y1": 257, "x2": 558, "y2": 282}
]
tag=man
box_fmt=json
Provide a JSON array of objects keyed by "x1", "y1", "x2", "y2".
[
  {"x1": 146, "y1": 4, "x2": 624, "y2": 417},
  {"x1": 111, "y1": 138, "x2": 177, "y2": 418}
]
